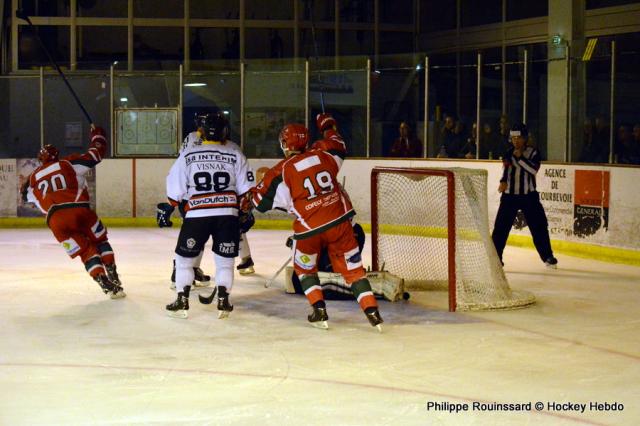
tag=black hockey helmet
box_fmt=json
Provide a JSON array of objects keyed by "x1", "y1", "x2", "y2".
[
  {"x1": 201, "y1": 112, "x2": 229, "y2": 142},
  {"x1": 510, "y1": 122, "x2": 529, "y2": 139},
  {"x1": 193, "y1": 112, "x2": 207, "y2": 130}
]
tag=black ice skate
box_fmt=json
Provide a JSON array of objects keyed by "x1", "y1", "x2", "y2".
[
  {"x1": 217, "y1": 286, "x2": 234, "y2": 319},
  {"x1": 236, "y1": 256, "x2": 255, "y2": 275},
  {"x1": 105, "y1": 264, "x2": 121, "y2": 286},
  {"x1": 364, "y1": 307, "x2": 384, "y2": 332},
  {"x1": 166, "y1": 286, "x2": 190, "y2": 319},
  {"x1": 307, "y1": 304, "x2": 329, "y2": 330},
  {"x1": 94, "y1": 274, "x2": 126, "y2": 299},
  {"x1": 194, "y1": 267, "x2": 211, "y2": 283},
  {"x1": 544, "y1": 256, "x2": 558, "y2": 269}
]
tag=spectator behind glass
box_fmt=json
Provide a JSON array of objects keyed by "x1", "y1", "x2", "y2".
[
  {"x1": 437, "y1": 115, "x2": 459, "y2": 158},
  {"x1": 389, "y1": 121, "x2": 423, "y2": 158},
  {"x1": 616, "y1": 124, "x2": 637, "y2": 164},
  {"x1": 592, "y1": 115, "x2": 610, "y2": 163},
  {"x1": 630, "y1": 124, "x2": 640, "y2": 165},
  {"x1": 579, "y1": 118, "x2": 597, "y2": 163},
  {"x1": 498, "y1": 115, "x2": 511, "y2": 155},
  {"x1": 459, "y1": 122, "x2": 477, "y2": 159},
  {"x1": 479, "y1": 122, "x2": 503, "y2": 159}
]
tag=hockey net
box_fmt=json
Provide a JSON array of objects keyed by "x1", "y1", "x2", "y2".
[{"x1": 371, "y1": 167, "x2": 535, "y2": 311}]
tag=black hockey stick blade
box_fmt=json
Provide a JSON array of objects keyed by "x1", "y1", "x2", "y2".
[
  {"x1": 15, "y1": 9, "x2": 32, "y2": 24},
  {"x1": 198, "y1": 287, "x2": 217, "y2": 305}
]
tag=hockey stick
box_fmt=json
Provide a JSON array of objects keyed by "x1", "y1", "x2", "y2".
[
  {"x1": 15, "y1": 9, "x2": 94, "y2": 127},
  {"x1": 265, "y1": 256, "x2": 292, "y2": 288},
  {"x1": 305, "y1": 0, "x2": 325, "y2": 113},
  {"x1": 198, "y1": 286, "x2": 217, "y2": 305}
]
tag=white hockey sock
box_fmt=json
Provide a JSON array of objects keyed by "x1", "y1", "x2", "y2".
[
  {"x1": 214, "y1": 254, "x2": 235, "y2": 292},
  {"x1": 238, "y1": 233, "x2": 251, "y2": 259},
  {"x1": 194, "y1": 250, "x2": 204, "y2": 268},
  {"x1": 175, "y1": 254, "x2": 196, "y2": 293}
]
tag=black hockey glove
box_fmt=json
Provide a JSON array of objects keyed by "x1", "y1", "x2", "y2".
[
  {"x1": 285, "y1": 236, "x2": 293, "y2": 248},
  {"x1": 178, "y1": 200, "x2": 188, "y2": 218},
  {"x1": 239, "y1": 210, "x2": 255, "y2": 234},
  {"x1": 156, "y1": 203, "x2": 175, "y2": 227}
]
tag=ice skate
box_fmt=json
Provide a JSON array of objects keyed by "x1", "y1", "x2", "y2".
[
  {"x1": 544, "y1": 257, "x2": 558, "y2": 269},
  {"x1": 105, "y1": 264, "x2": 122, "y2": 286},
  {"x1": 94, "y1": 274, "x2": 126, "y2": 299},
  {"x1": 364, "y1": 307, "x2": 384, "y2": 332},
  {"x1": 237, "y1": 256, "x2": 255, "y2": 275},
  {"x1": 307, "y1": 305, "x2": 329, "y2": 330},
  {"x1": 194, "y1": 267, "x2": 211, "y2": 285},
  {"x1": 166, "y1": 288, "x2": 190, "y2": 319},
  {"x1": 217, "y1": 287, "x2": 234, "y2": 319}
]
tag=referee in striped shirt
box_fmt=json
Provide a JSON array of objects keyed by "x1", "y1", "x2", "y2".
[{"x1": 491, "y1": 123, "x2": 558, "y2": 268}]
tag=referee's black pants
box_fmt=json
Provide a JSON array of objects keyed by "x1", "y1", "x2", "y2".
[{"x1": 491, "y1": 191, "x2": 554, "y2": 262}]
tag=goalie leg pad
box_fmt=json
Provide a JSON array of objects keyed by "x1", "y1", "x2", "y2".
[
  {"x1": 175, "y1": 254, "x2": 196, "y2": 294},
  {"x1": 365, "y1": 271, "x2": 405, "y2": 302}
]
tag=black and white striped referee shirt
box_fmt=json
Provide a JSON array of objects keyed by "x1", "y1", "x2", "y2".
[{"x1": 500, "y1": 146, "x2": 541, "y2": 195}]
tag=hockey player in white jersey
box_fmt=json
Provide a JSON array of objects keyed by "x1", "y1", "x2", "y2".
[
  {"x1": 159, "y1": 113, "x2": 256, "y2": 289},
  {"x1": 187, "y1": 114, "x2": 256, "y2": 275},
  {"x1": 165, "y1": 112, "x2": 255, "y2": 319}
]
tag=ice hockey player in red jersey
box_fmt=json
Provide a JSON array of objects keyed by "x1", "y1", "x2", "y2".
[
  {"x1": 24, "y1": 127, "x2": 125, "y2": 299},
  {"x1": 250, "y1": 117, "x2": 384, "y2": 331}
]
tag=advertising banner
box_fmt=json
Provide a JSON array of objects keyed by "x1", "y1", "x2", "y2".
[{"x1": 0, "y1": 159, "x2": 17, "y2": 217}]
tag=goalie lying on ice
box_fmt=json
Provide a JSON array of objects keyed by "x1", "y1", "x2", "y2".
[{"x1": 284, "y1": 222, "x2": 406, "y2": 302}]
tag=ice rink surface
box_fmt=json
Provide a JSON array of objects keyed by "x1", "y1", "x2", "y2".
[{"x1": 0, "y1": 228, "x2": 639, "y2": 426}]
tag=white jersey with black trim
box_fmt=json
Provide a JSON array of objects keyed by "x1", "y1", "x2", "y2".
[{"x1": 167, "y1": 141, "x2": 254, "y2": 218}]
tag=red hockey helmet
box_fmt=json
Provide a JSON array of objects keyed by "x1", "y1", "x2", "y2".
[
  {"x1": 37, "y1": 144, "x2": 59, "y2": 165},
  {"x1": 279, "y1": 124, "x2": 309, "y2": 156},
  {"x1": 316, "y1": 113, "x2": 336, "y2": 132}
]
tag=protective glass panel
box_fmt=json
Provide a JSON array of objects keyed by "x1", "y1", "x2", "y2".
[
  {"x1": 183, "y1": 72, "x2": 241, "y2": 145},
  {"x1": 371, "y1": 55, "x2": 425, "y2": 158},
  {"x1": 309, "y1": 68, "x2": 368, "y2": 157},
  {"x1": 0, "y1": 77, "x2": 40, "y2": 158},
  {"x1": 244, "y1": 63, "x2": 305, "y2": 158},
  {"x1": 43, "y1": 74, "x2": 111, "y2": 158}
]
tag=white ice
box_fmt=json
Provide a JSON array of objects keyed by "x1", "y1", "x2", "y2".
[{"x1": 0, "y1": 228, "x2": 639, "y2": 426}]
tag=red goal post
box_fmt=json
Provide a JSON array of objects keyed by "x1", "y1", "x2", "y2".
[{"x1": 370, "y1": 166, "x2": 535, "y2": 312}]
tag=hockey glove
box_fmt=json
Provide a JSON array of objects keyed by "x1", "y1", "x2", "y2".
[
  {"x1": 156, "y1": 202, "x2": 175, "y2": 227},
  {"x1": 239, "y1": 210, "x2": 255, "y2": 234},
  {"x1": 178, "y1": 200, "x2": 188, "y2": 218}
]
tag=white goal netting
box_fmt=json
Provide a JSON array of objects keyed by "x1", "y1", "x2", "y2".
[{"x1": 372, "y1": 167, "x2": 535, "y2": 311}]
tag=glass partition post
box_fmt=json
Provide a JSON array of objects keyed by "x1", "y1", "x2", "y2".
[
  {"x1": 305, "y1": 60, "x2": 309, "y2": 130},
  {"x1": 424, "y1": 56, "x2": 429, "y2": 158},
  {"x1": 523, "y1": 49, "x2": 528, "y2": 125},
  {"x1": 476, "y1": 52, "x2": 481, "y2": 159},
  {"x1": 366, "y1": 58, "x2": 371, "y2": 157},
  {"x1": 240, "y1": 62, "x2": 245, "y2": 150},
  {"x1": 609, "y1": 40, "x2": 615, "y2": 164},
  {"x1": 39, "y1": 67, "x2": 44, "y2": 148}
]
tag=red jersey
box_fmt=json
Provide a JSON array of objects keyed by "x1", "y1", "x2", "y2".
[
  {"x1": 252, "y1": 148, "x2": 354, "y2": 239},
  {"x1": 27, "y1": 144, "x2": 105, "y2": 220}
]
